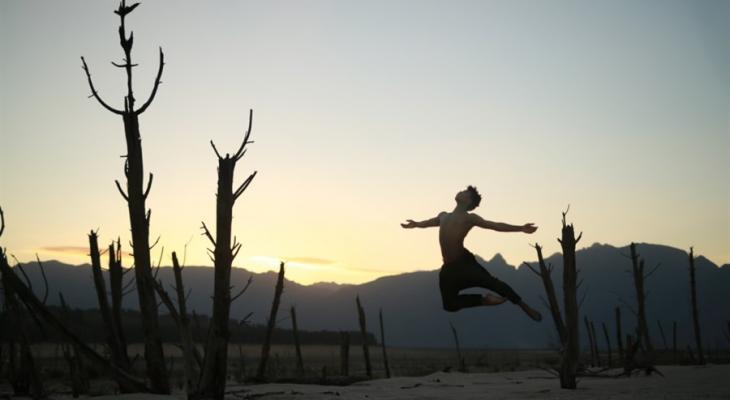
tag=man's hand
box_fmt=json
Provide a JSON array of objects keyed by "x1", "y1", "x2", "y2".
[
  {"x1": 522, "y1": 223, "x2": 538, "y2": 234},
  {"x1": 401, "y1": 219, "x2": 418, "y2": 229}
]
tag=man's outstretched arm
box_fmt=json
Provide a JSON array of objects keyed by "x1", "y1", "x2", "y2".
[
  {"x1": 401, "y1": 212, "x2": 444, "y2": 229},
  {"x1": 470, "y1": 214, "x2": 537, "y2": 233}
]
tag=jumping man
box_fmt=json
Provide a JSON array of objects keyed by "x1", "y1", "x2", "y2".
[{"x1": 401, "y1": 186, "x2": 543, "y2": 321}]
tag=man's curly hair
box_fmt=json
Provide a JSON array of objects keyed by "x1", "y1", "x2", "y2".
[{"x1": 466, "y1": 185, "x2": 482, "y2": 211}]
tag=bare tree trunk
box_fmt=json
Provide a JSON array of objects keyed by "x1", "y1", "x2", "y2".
[
  {"x1": 449, "y1": 322, "x2": 466, "y2": 373},
  {"x1": 672, "y1": 321, "x2": 678, "y2": 362},
  {"x1": 379, "y1": 308, "x2": 391, "y2": 378},
  {"x1": 584, "y1": 317, "x2": 596, "y2": 367},
  {"x1": 0, "y1": 259, "x2": 150, "y2": 393},
  {"x1": 602, "y1": 322, "x2": 612, "y2": 368},
  {"x1": 197, "y1": 111, "x2": 257, "y2": 398},
  {"x1": 89, "y1": 231, "x2": 130, "y2": 377},
  {"x1": 688, "y1": 247, "x2": 705, "y2": 365},
  {"x1": 629, "y1": 243, "x2": 654, "y2": 355},
  {"x1": 256, "y1": 262, "x2": 285, "y2": 380},
  {"x1": 590, "y1": 321, "x2": 601, "y2": 367},
  {"x1": 107, "y1": 239, "x2": 130, "y2": 365},
  {"x1": 290, "y1": 306, "x2": 304, "y2": 377},
  {"x1": 524, "y1": 243, "x2": 566, "y2": 344},
  {"x1": 615, "y1": 307, "x2": 624, "y2": 360},
  {"x1": 656, "y1": 320, "x2": 668, "y2": 351},
  {"x1": 340, "y1": 331, "x2": 350, "y2": 376},
  {"x1": 558, "y1": 209, "x2": 581, "y2": 389},
  {"x1": 59, "y1": 294, "x2": 89, "y2": 398},
  {"x1": 356, "y1": 296, "x2": 373, "y2": 377},
  {"x1": 80, "y1": 1, "x2": 168, "y2": 391}
]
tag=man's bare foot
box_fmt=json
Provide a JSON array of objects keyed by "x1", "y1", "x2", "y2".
[
  {"x1": 519, "y1": 301, "x2": 542, "y2": 321},
  {"x1": 482, "y1": 293, "x2": 507, "y2": 306}
]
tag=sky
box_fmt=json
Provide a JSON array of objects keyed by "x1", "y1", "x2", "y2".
[{"x1": 1, "y1": 0, "x2": 728, "y2": 285}]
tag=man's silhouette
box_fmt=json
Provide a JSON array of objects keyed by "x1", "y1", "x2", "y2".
[{"x1": 401, "y1": 186, "x2": 542, "y2": 321}]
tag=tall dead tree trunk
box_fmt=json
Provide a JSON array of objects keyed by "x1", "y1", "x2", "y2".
[
  {"x1": 615, "y1": 307, "x2": 624, "y2": 360},
  {"x1": 688, "y1": 247, "x2": 705, "y2": 365},
  {"x1": 602, "y1": 322, "x2": 612, "y2": 368},
  {"x1": 356, "y1": 296, "x2": 373, "y2": 378},
  {"x1": 557, "y1": 208, "x2": 581, "y2": 389},
  {"x1": 290, "y1": 306, "x2": 304, "y2": 377},
  {"x1": 340, "y1": 331, "x2": 350, "y2": 376},
  {"x1": 107, "y1": 239, "x2": 130, "y2": 365},
  {"x1": 590, "y1": 320, "x2": 601, "y2": 367},
  {"x1": 81, "y1": 1, "x2": 168, "y2": 392},
  {"x1": 379, "y1": 308, "x2": 391, "y2": 378},
  {"x1": 629, "y1": 243, "x2": 655, "y2": 356},
  {"x1": 672, "y1": 321, "x2": 678, "y2": 362},
  {"x1": 449, "y1": 322, "x2": 466, "y2": 373},
  {"x1": 256, "y1": 262, "x2": 285, "y2": 380},
  {"x1": 523, "y1": 243, "x2": 566, "y2": 344},
  {"x1": 89, "y1": 231, "x2": 130, "y2": 377},
  {"x1": 197, "y1": 110, "x2": 257, "y2": 398},
  {"x1": 656, "y1": 320, "x2": 668, "y2": 351}
]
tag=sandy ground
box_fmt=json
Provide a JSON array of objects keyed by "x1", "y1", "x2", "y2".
[{"x1": 80, "y1": 364, "x2": 730, "y2": 400}]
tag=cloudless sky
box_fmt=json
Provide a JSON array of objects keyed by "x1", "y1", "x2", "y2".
[{"x1": 1, "y1": 0, "x2": 728, "y2": 285}]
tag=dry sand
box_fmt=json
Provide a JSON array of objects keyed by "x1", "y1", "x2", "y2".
[{"x1": 82, "y1": 364, "x2": 730, "y2": 400}]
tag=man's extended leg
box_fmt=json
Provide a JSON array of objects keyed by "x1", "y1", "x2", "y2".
[{"x1": 460, "y1": 261, "x2": 543, "y2": 321}]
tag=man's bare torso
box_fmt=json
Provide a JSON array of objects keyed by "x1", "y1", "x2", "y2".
[{"x1": 438, "y1": 211, "x2": 475, "y2": 264}]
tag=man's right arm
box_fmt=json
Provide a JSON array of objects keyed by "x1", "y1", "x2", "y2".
[{"x1": 401, "y1": 212, "x2": 444, "y2": 229}]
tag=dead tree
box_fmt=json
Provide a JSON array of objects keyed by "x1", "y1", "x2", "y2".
[
  {"x1": 615, "y1": 307, "x2": 624, "y2": 360},
  {"x1": 584, "y1": 317, "x2": 596, "y2": 366},
  {"x1": 356, "y1": 295, "x2": 373, "y2": 377},
  {"x1": 107, "y1": 239, "x2": 131, "y2": 364},
  {"x1": 81, "y1": 1, "x2": 168, "y2": 392},
  {"x1": 340, "y1": 331, "x2": 350, "y2": 376},
  {"x1": 672, "y1": 321, "x2": 678, "y2": 362},
  {"x1": 523, "y1": 243, "x2": 566, "y2": 344},
  {"x1": 59, "y1": 293, "x2": 89, "y2": 397},
  {"x1": 256, "y1": 262, "x2": 285, "y2": 380},
  {"x1": 449, "y1": 322, "x2": 466, "y2": 372},
  {"x1": 688, "y1": 247, "x2": 705, "y2": 364},
  {"x1": 590, "y1": 321, "x2": 601, "y2": 367},
  {"x1": 602, "y1": 322, "x2": 612, "y2": 368},
  {"x1": 89, "y1": 231, "x2": 131, "y2": 375},
  {"x1": 0, "y1": 259, "x2": 151, "y2": 393},
  {"x1": 557, "y1": 208, "x2": 581, "y2": 389},
  {"x1": 379, "y1": 308, "x2": 391, "y2": 378},
  {"x1": 151, "y1": 251, "x2": 200, "y2": 395},
  {"x1": 290, "y1": 306, "x2": 304, "y2": 377},
  {"x1": 197, "y1": 109, "x2": 257, "y2": 398},
  {"x1": 656, "y1": 320, "x2": 668, "y2": 351},
  {"x1": 629, "y1": 243, "x2": 656, "y2": 356}
]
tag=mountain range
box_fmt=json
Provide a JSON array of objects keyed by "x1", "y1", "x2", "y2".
[{"x1": 10, "y1": 242, "x2": 730, "y2": 349}]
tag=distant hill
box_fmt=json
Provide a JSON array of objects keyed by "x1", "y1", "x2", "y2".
[{"x1": 11, "y1": 243, "x2": 730, "y2": 349}]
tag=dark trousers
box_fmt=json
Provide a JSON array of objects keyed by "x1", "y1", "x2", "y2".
[{"x1": 439, "y1": 250, "x2": 522, "y2": 312}]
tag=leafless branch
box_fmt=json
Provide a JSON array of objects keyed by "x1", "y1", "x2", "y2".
[
  {"x1": 522, "y1": 261, "x2": 540, "y2": 276},
  {"x1": 143, "y1": 173, "x2": 153, "y2": 199},
  {"x1": 233, "y1": 109, "x2": 255, "y2": 161},
  {"x1": 210, "y1": 140, "x2": 222, "y2": 159},
  {"x1": 0, "y1": 206, "x2": 5, "y2": 237},
  {"x1": 149, "y1": 235, "x2": 161, "y2": 251},
  {"x1": 80, "y1": 57, "x2": 124, "y2": 115},
  {"x1": 231, "y1": 274, "x2": 254, "y2": 302},
  {"x1": 233, "y1": 171, "x2": 258, "y2": 201},
  {"x1": 12, "y1": 255, "x2": 32, "y2": 290},
  {"x1": 35, "y1": 254, "x2": 49, "y2": 305},
  {"x1": 114, "y1": 180, "x2": 129, "y2": 201},
  {"x1": 200, "y1": 221, "x2": 216, "y2": 247},
  {"x1": 134, "y1": 48, "x2": 165, "y2": 115},
  {"x1": 644, "y1": 262, "x2": 661, "y2": 279},
  {"x1": 231, "y1": 243, "x2": 242, "y2": 261}
]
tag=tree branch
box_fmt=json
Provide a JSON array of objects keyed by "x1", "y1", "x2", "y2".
[
  {"x1": 231, "y1": 274, "x2": 254, "y2": 303},
  {"x1": 35, "y1": 254, "x2": 49, "y2": 305},
  {"x1": 200, "y1": 221, "x2": 216, "y2": 247},
  {"x1": 114, "y1": 180, "x2": 129, "y2": 201},
  {"x1": 233, "y1": 109, "x2": 255, "y2": 161},
  {"x1": 80, "y1": 57, "x2": 124, "y2": 115},
  {"x1": 134, "y1": 47, "x2": 165, "y2": 115},
  {"x1": 233, "y1": 171, "x2": 258, "y2": 202},
  {"x1": 143, "y1": 173, "x2": 153, "y2": 199}
]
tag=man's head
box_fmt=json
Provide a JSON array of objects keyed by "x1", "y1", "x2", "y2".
[{"x1": 455, "y1": 185, "x2": 482, "y2": 211}]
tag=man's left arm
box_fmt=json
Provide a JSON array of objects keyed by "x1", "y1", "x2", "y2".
[{"x1": 470, "y1": 213, "x2": 537, "y2": 233}]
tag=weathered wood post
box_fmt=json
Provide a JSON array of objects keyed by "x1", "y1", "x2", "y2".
[
  {"x1": 340, "y1": 331, "x2": 350, "y2": 376},
  {"x1": 257, "y1": 262, "x2": 285, "y2": 380},
  {"x1": 688, "y1": 247, "x2": 705, "y2": 365},
  {"x1": 602, "y1": 322, "x2": 612, "y2": 368},
  {"x1": 356, "y1": 296, "x2": 373, "y2": 378},
  {"x1": 615, "y1": 307, "x2": 624, "y2": 360},
  {"x1": 449, "y1": 322, "x2": 466, "y2": 372},
  {"x1": 379, "y1": 308, "x2": 391, "y2": 378},
  {"x1": 557, "y1": 208, "x2": 581, "y2": 389},
  {"x1": 290, "y1": 306, "x2": 304, "y2": 377}
]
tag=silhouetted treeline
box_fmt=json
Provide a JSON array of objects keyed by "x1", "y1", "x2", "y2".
[{"x1": 0, "y1": 306, "x2": 377, "y2": 346}]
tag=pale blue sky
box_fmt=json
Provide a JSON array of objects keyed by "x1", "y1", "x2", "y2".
[{"x1": 1, "y1": 1, "x2": 728, "y2": 284}]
